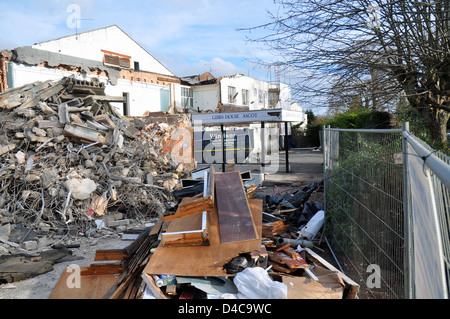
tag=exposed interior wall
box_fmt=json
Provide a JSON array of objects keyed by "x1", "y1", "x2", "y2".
[
  {"x1": 5, "y1": 62, "x2": 182, "y2": 116},
  {"x1": 192, "y1": 84, "x2": 220, "y2": 111},
  {"x1": 105, "y1": 78, "x2": 169, "y2": 116}
]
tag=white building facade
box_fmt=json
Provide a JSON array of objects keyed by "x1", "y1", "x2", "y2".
[
  {"x1": 1, "y1": 25, "x2": 184, "y2": 116},
  {"x1": 189, "y1": 73, "x2": 292, "y2": 112}
]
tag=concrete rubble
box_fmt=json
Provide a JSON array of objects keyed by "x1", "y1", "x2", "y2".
[
  {"x1": 0, "y1": 76, "x2": 191, "y2": 256},
  {"x1": 1, "y1": 77, "x2": 360, "y2": 299}
]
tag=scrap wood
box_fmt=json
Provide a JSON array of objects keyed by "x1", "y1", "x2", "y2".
[
  {"x1": 215, "y1": 171, "x2": 258, "y2": 244},
  {"x1": 163, "y1": 196, "x2": 213, "y2": 222},
  {"x1": 102, "y1": 222, "x2": 163, "y2": 299},
  {"x1": 305, "y1": 248, "x2": 360, "y2": 299},
  {"x1": 143, "y1": 198, "x2": 262, "y2": 277},
  {"x1": 268, "y1": 261, "x2": 292, "y2": 274},
  {"x1": 269, "y1": 250, "x2": 310, "y2": 271},
  {"x1": 163, "y1": 165, "x2": 215, "y2": 222},
  {"x1": 262, "y1": 220, "x2": 287, "y2": 236},
  {"x1": 141, "y1": 273, "x2": 169, "y2": 299}
]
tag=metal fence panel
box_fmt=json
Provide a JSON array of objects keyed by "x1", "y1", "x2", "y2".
[
  {"x1": 407, "y1": 142, "x2": 447, "y2": 298},
  {"x1": 324, "y1": 128, "x2": 405, "y2": 299},
  {"x1": 324, "y1": 125, "x2": 450, "y2": 299},
  {"x1": 403, "y1": 132, "x2": 450, "y2": 299}
]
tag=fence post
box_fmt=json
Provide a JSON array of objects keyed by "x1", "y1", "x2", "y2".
[
  {"x1": 402, "y1": 121, "x2": 414, "y2": 299},
  {"x1": 323, "y1": 125, "x2": 328, "y2": 215}
]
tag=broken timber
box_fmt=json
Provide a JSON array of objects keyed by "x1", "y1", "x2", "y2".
[
  {"x1": 161, "y1": 166, "x2": 214, "y2": 247},
  {"x1": 162, "y1": 165, "x2": 215, "y2": 222}
]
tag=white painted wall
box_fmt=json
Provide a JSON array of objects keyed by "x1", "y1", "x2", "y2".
[
  {"x1": 32, "y1": 25, "x2": 174, "y2": 76},
  {"x1": 105, "y1": 79, "x2": 169, "y2": 116},
  {"x1": 219, "y1": 75, "x2": 271, "y2": 109},
  {"x1": 8, "y1": 62, "x2": 73, "y2": 87},
  {"x1": 277, "y1": 82, "x2": 292, "y2": 109},
  {"x1": 192, "y1": 84, "x2": 219, "y2": 111},
  {"x1": 8, "y1": 62, "x2": 174, "y2": 116}
]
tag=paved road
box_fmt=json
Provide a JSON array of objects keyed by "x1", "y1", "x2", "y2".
[
  {"x1": 262, "y1": 149, "x2": 324, "y2": 186},
  {"x1": 199, "y1": 148, "x2": 324, "y2": 187}
]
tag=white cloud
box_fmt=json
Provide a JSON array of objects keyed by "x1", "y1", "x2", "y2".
[{"x1": 0, "y1": 0, "x2": 283, "y2": 79}]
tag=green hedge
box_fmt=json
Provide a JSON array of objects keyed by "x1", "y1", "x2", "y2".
[{"x1": 305, "y1": 109, "x2": 392, "y2": 146}]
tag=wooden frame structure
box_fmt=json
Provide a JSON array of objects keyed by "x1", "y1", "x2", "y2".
[{"x1": 161, "y1": 165, "x2": 215, "y2": 247}]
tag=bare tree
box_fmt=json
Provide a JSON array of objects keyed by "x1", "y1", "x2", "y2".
[{"x1": 241, "y1": 0, "x2": 450, "y2": 143}]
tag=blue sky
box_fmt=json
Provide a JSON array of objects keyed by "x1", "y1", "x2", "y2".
[{"x1": 0, "y1": 0, "x2": 284, "y2": 80}]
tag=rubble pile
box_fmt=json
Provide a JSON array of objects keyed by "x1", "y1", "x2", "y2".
[{"x1": 0, "y1": 77, "x2": 189, "y2": 240}]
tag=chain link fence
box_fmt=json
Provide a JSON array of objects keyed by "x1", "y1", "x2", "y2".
[{"x1": 323, "y1": 124, "x2": 450, "y2": 299}]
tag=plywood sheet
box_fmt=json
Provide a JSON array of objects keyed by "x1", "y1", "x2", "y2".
[
  {"x1": 49, "y1": 266, "x2": 120, "y2": 299},
  {"x1": 143, "y1": 198, "x2": 262, "y2": 277},
  {"x1": 281, "y1": 273, "x2": 344, "y2": 299},
  {"x1": 215, "y1": 171, "x2": 257, "y2": 244}
]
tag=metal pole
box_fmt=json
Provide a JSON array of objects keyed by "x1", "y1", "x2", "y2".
[
  {"x1": 221, "y1": 124, "x2": 226, "y2": 172},
  {"x1": 261, "y1": 121, "x2": 265, "y2": 174},
  {"x1": 285, "y1": 122, "x2": 289, "y2": 173},
  {"x1": 402, "y1": 122, "x2": 414, "y2": 299},
  {"x1": 403, "y1": 130, "x2": 450, "y2": 189}
]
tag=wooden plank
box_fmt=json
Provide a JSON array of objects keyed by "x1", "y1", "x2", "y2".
[
  {"x1": 163, "y1": 196, "x2": 213, "y2": 221},
  {"x1": 94, "y1": 249, "x2": 127, "y2": 262},
  {"x1": 21, "y1": 82, "x2": 64, "y2": 109},
  {"x1": 305, "y1": 248, "x2": 360, "y2": 299},
  {"x1": 268, "y1": 261, "x2": 292, "y2": 274},
  {"x1": 143, "y1": 198, "x2": 262, "y2": 277},
  {"x1": 37, "y1": 120, "x2": 63, "y2": 129},
  {"x1": 141, "y1": 273, "x2": 168, "y2": 299},
  {"x1": 280, "y1": 272, "x2": 344, "y2": 299},
  {"x1": 163, "y1": 165, "x2": 215, "y2": 222},
  {"x1": 80, "y1": 263, "x2": 123, "y2": 276},
  {"x1": 94, "y1": 113, "x2": 116, "y2": 128},
  {"x1": 50, "y1": 266, "x2": 119, "y2": 299},
  {"x1": 215, "y1": 171, "x2": 257, "y2": 244}
]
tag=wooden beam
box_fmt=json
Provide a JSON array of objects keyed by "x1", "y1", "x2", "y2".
[
  {"x1": 162, "y1": 165, "x2": 215, "y2": 222},
  {"x1": 141, "y1": 273, "x2": 168, "y2": 299},
  {"x1": 94, "y1": 249, "x2": 127, "y2": 262}
]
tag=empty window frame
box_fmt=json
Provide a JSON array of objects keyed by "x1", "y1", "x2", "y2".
[
  {"x1": 181, "y1": 87, "x2": 193, "y2": 109},
  {"x1": 242, "y1": 89, "x2": 249, "y2": 106},
  {"x1": 102, "y1": 50, "x2": 131, "y2": 69},
  {"x1": 228, "y1": 86, "x2": 236, "y2": 104},
  {"x1": 258, "y1": 89, "x2": 264, "y2": 104}
]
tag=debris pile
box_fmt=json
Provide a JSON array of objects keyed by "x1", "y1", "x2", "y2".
[
  {"x1": 0, "y1": 77, "x2": 190, "y2": 248},
  {"x1": 48, "y1": 167, "x2": 359, "y2": 300}
]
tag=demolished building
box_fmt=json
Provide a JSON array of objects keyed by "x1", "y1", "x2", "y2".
[
  {"x1": 0, "y1": 25, "x2": 187, "y2": 116},
  {"x1": 0, "y1": 76, "x2": 192, "y2": 237}
]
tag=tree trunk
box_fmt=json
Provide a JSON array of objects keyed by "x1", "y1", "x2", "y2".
[{"x1": 418, "y1": 106, "x2": 449, "y2": 144}]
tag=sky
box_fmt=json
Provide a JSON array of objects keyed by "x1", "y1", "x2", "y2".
[{"x1": 0, "y1": 0, "x2": 286, "y2": 81}]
